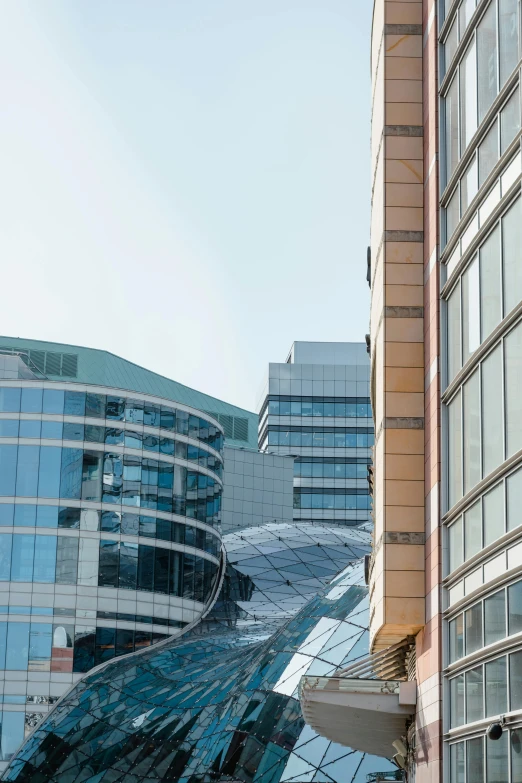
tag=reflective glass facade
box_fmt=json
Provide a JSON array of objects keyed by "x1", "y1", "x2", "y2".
[
  {"x1": 258, "y1": 344, "x2": 372, "y2": 528},
  {"x1": 3, "y1": 524, "x2": 394, "y2": 782},
  {"x1": 441, "y1": 0, "x2": 522, "y2": 779},
  {"x1": 0, "y1": 379, "x2": 224, "y2": 766}
]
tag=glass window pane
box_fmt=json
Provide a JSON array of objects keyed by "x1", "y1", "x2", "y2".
[
  {"x1": 0, "y1": 446, "x2": 17, "y2": 497},
  {"x1": 511, "y1": 728, "x2": 522, "y2": 782},
  {"x1": 11, "y1": 534, "x2": 34, "y2": 581},
  {"x1": 450, "y1": 674, "x2": 465, "y2": 727},
  {"x1": 485, "y1": 590, "x2": 506, "y2": 645},
  {"x1": 477, "y1": 1, "x2": 498, "y2": 122},
  {"x1": 448, "y1": 393, "x2": 463, "y2": 508},
  {"x1": 499, "y1": 0, "x2": 519, "y2": 86},
  {"x1": 55, "y1": 536, "x2": 78, "y2": 584},
  {"x1": 19, "y1": 420, "x2": 40, "y2": 439},
  {"x1": 461, "y1": 156, "x2": 478, "y2": 215},
  {"x1": 6, "y1": 622, "x2": 29, "y2": 670},
  {"x1": 462, "y1": 256, "x2": 480, "y2": 362},
  {"x1": 464, "y1": 500, "x2": 482, "y2": 560},
  {"x1": 449, "y1": 614, "x2": 464, "y2": 662},
  {"x1": 445, "y1": 75, "x2": 459, "y2": 186},
  {"x1": 81, "y1": 451, "x2": 102, "y2": 502},
  {"x1": 449, "y1": 517, "x2": 463, "y2": 574},
  {"x1": 482, "y1": 345, "x2": 503, "y2": 476},
  {"x1": 447, "y1": 186, "x2": 460, "y2": 241},
  {"x1": 485, "y1": 656, "x2": 507, "y2": 716},
  {"x1": 480, "y1": 225, "x2": 502, "y2": 341},
  {"x1": 42, "y1": 389, "x2": 64, "y2": 415},
  {"x1": 510, "y1": 650, "x2": 522, "y2": 710},
  {"x1": 467, "y1": 737, "x2": 484, "y2": 783},
  {"x1": 479, "y1": 119, "x2": 499, "y2": 186},
  {"x1": 465, "y1": 602, "x2": 483, "y2": 654},
  {"x1": 137, "y1": 545, "x2": 154, "y2": 591},
  {"x1": 444, "y1": 15, "x2": 458, "y2": 76},
  {"x1": 77, "y1": 538, "x2": 99, "y2": 587},
  {"x1": 95, "y1": 627, "x2": 115, "y2": 666},
  {"x1": 154, "y1": 548, "x2": 169, "y2": 594},
  {"x1": 509, "y1": 581, "x2": 522, "y2": 634},
  {"x1": 0, "y1": 711, "x2": 24, "y2": 762},
  {"x1": 501, "y1": 89, "x2": 521, "y2": 155},
  {"x1": 29, "y1": 622, "x2": 52, "y2": 669},
  {"x1": 0, "y1": 420, "x2": 18, "y2": 437},
  {"x1": 483, "y1": 482, "x2": 505, "y2": 547},
  {"x1": 33, "y1": 535, "x2": 57, "y2": 583},
  {"x1": 13, "y1": 504, "x2": 35, "y2": 527},
  {"x1": 16, "y1": 445, "x2": 39, "y2": 497},
  {"x1": 60, "y1": 448, "x2": 83, "y2": 500},
  {"x1": 85, "y1": 393, "x2": 105, "y2": 419},
  {"x1": 506, "y1": 322, "x2": 522, "y2": 456},
  {"x1": 0, "y1": 388, "x2": 20, "y2": 413},
  {"x1": 98, "y1": 540, "x2": 119, "y2": 588},
  {"x1": 38, "y1": 446, "x2": 62, "y2": 498},
  {"x1": 459, "y1": 0, "x2": 476, "y2": 36},
  {"x1": 64, "y1": 390, "x2": 85, "y2": 416},
  {"x1": 503, "y1": 196, "x2": 522, "y2": 316},
  {"x1": 41, "y1": 421, "x2": 63, "y2": 440},
  {"x1": 466, "y1": 665, "x2": 484, "y2": 722},
  {"x1": 119, "y1": 542, "x2": 138, "y2": 590},
  {"x1": 73, "y1": 627, "x2": 95, "y2": 673},
  {"x1": 460, "y1": 40, "x2": 478, "y2": 153},
  {"x1": 20, "y1": 387, "x2": 42, "y2": 413},
  {"x1": 0, "y1": 535, "x2": 12, "y2": 580},
  {"x1": 450, "y1": 741, "x2": 465, "y2": 783},
  {"x1": 463, "y1": 370, "x2": 481, "y2": 493}
]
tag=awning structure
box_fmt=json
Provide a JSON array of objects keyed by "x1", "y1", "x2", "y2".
[{"x1": 299, "y1": 637, "x2": 416, "y2": 758}]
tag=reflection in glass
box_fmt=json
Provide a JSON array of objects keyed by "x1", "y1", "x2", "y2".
[
  {"x1": 464, "y1": 501, "x2": 481, "y2": 561},
  {"x1": 482, "y1": 346, "x2": 503, "y2": 477},
  {"x1": 467, "y1": 737, "x2": 484, "y2": 783},
  {"x1": 505, "y1": 321, "x2": 522, "y2": 456},
  {"x1": 479, "y1": 120, "x2": 499, "y2": 187},
  {"x1": 477, "y1": 1, "x2": 498, "y2": 123},
  {"x1": 448, "y1": 393, "x2": 462, "y2": 509},
  {"x1": 483, "y1": 482, "x2": 504, "y2": 547},
  {"x1": 466, "y1": 666, "x2": 483, "y2": 722},
  {"x1": 485, "y1": 657, "x2": 507, "y2": 716},
  {"x1": 465, "y1": 603, "x2": 483, "y2": 655},
  {"x1": 450, "y1": 674, "x2": 465, "y2": 727},
  {"x1": 503, "y1": 196, "x2": 522, "y2": 316},
  {"x1": 480, "y1": 225, "x2": 501, "y2": 342},
  {"x1": 460, "y1": 40, "x2": 477, "y2": 153},
  {"x1": 484, "y1": 590, "x2": 506, "y2": 645},
  {"x1": 463, "y1": 370, "x2": 480, "y2": 493}
]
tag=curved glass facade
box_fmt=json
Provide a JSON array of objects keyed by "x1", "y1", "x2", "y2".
[
  {"x1": 441, "y1": 0, "x2": 522, "y2": 778},
  {"x1": 0, "y1": 380, "x2": 224, "y2": 766},
  {"x1": 2, "y1": 523, "x2": 395, "y2": 782}
]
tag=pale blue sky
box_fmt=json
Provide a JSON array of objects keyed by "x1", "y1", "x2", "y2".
[{"x1": 2, "y1": 1, "x2": 371, "y2": 412}]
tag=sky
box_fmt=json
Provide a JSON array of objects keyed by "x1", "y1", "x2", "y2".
[{"x1": 1, "y1": 0, "x2": 372, "y2": 413}]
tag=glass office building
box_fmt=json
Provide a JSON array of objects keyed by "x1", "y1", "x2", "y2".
[
  {"x1": 0, "y1": 337, "x2": 258, "y2": 773},
  {"x1": 258, "y1": 342, "x2": 373, "y2": 528},
  {"x1": 440, "y1": 0, "x2": 522, "y2": 779},
  {"x1": 3, "y1": 523, "x2": 395, "y2": 783}
]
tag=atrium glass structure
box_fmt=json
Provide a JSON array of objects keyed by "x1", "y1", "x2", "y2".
[
  {"x1": 0, "y1": 372, "x2": 224, "y2": 770},
  {"x1": 258, "y1": 342, "x2": 373, "y2": 527},
  {"x1": 440, "y1": 0, "x2": 522, "y2": 778},
  {"x1": 3, "y1": 523, "x2": 395, "y2": 783}
]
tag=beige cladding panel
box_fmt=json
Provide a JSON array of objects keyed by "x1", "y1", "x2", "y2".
[{"x1": 369, "y1": 0, "x2": 425, "y2": 653}]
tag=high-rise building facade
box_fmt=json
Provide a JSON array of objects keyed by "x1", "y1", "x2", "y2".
[
  {"x1": 258, "y1": 342, "x2": 373, "y2": 529},
  {"x1": 301, "y1": 2, "x2": 522, "y2": 782},
  {"x1": 0, "y1": 337, "x2": 259, "y2": 772}
]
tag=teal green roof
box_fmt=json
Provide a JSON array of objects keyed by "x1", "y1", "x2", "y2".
[{"x1": 0, "y1": 336, "x2": 258, "y2": 449}]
